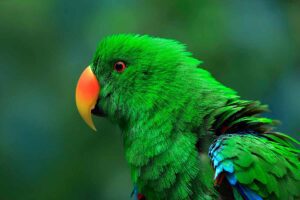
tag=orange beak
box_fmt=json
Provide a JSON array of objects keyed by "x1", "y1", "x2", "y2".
[{"x1": 75, "y1": 66, "x2": 100, "y2": 131}]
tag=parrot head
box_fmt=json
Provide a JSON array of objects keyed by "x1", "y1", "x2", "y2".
[{"x1": 76, "y1": 34, "x2": 204, "y2": 130}]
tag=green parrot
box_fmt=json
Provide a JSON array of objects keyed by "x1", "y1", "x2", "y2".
[{"x1": 75, "y1": 34, "x2": 300, "y2": 200}]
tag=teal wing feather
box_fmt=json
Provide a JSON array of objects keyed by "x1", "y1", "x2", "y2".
[{"x1": 209, "y1": 133, "x2": 300, "y2": 200}]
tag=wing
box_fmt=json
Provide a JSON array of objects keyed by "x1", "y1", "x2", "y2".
[{"x1": 208, "y1": 133, "x2": 300, "y2": 200}]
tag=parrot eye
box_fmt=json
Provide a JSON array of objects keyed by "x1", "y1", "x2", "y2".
[{"x1": 114, "y1": 61, "x2": 126, "y2": 73}]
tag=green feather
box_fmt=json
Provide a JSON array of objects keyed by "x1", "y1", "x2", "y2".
[
  {"x1": 86, "y1": 34, "x2": 300, "y2": 199},
  {"x1": 214, "y1": 134, "x2": 300, "y2": 199}
]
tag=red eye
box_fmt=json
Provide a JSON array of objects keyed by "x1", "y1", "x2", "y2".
[{"x1": 114, "y1": 61, "x2": 126, "y2": 72}]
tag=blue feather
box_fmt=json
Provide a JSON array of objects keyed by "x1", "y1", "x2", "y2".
[
  {"x1": 236, "y1": 184, "x2": 263, "y2": 200},
  {"x1": 209, "y1": 136, "x2": 263, "y2": 200},
  {"x1": 130, "y1": 185, "x2": 138, "y2": 200},
  {"x1": 226, "y1": 172, "x2": 237, "y2": 185}
]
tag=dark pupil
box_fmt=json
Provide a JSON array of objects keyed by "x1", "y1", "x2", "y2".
[{"x1": 115, "y1": 63, "x2": 124, "y2": 71}]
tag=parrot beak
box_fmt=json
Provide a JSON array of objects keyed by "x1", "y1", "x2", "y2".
[{"x1": 75, "y1": 66, "x2": 100, "y2": 131}]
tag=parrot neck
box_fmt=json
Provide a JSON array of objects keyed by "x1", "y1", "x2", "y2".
[
  {"x1": 122, "y1": 112, "x2": 218, "y2": 199},
  {"x1": 119, "y1": 67, "x2": 242, "y2": 198}
]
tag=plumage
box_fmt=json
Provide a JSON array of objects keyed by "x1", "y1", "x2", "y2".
[
  {"x1": 209, "y1": 133, "x2": 300, "y2": 199},
  {"x1": 76, "y1": 34, "x2": 300, "y2": 199}
]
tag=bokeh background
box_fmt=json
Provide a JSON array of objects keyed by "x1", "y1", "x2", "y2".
[{"x1": 1, "y1": 0, "x2": 299, "y2": 199}]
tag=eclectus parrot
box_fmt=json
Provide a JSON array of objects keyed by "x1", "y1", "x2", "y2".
[{"x1": 75, "y1": 34, "x2": 300, "y2": 200}]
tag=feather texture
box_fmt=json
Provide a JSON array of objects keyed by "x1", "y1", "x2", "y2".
[
  {"x1": 209, "y1": 134, "x2": 300, "y2": 199},
  {"x1": 88, "y1": 34, "x2": 300, "y2": 199}
]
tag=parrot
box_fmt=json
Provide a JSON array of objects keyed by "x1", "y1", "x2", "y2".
[{"x1": 75, "y1": 34, "x2": 300, "y2": 200}]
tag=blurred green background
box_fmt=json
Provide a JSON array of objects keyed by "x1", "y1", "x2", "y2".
[{"x1": 0, "y1": 0, "x2": 299, "y2": 199}]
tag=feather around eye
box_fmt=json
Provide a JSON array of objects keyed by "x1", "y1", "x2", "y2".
[{"x1": 114, "y1": 61, "x2": 126, "y2": 72}]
